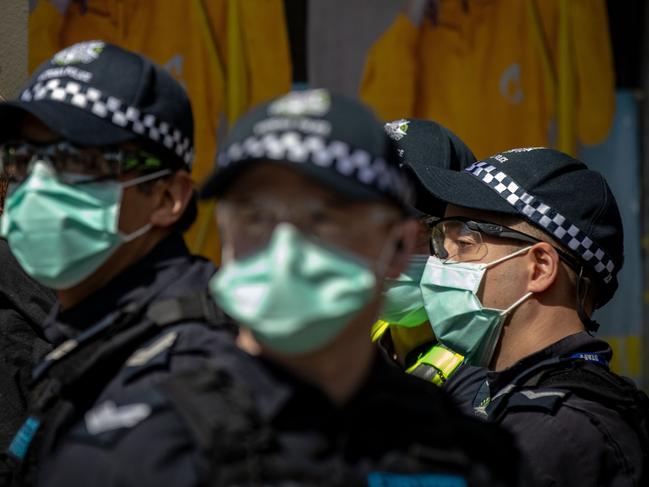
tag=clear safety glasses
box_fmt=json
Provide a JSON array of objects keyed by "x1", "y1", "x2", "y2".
[
  {"x1": 427, "y1": 216, "x2": 581, "y2": 270},
  {"x1": 0, "y1": 140, "x2": 164, "y2": 186}
]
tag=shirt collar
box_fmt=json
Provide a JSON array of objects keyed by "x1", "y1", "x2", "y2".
[
  {"x1": 43, "y1": 234, "x2": 191, "y2": 345},
  {"x1": 486, "y1": 331, "x2": 612, "y2": 393}
]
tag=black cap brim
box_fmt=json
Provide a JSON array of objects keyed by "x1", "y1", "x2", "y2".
[
  {"x1": 387, "y1": 120, "x2": 477, "y2": 217},
  {"x1": 0, "y1": 100, "x2": 137, "y2": 146},
  {"x1": 416, "y1": 166, "x2": 522, "y2": 216}
]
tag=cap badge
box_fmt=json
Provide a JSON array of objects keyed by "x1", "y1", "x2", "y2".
[
  {"x1": 503, "y1": 147, "x2": 547, "y2": 154},
  {"x1": 268, "y1": 89, "x2": 331, "y2": 117},
  {"x1": 53, "y1": 41, "x2": 105, "y2": 66},
  {"x1": 384, "y1": 119, "x2": 409, "y2": 141}
]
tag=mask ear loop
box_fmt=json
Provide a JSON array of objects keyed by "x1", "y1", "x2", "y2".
[
  {"x1": 120, "y1": 169, "x2": 172, "y2": 188},
  {"x1": 576, "y1": 266, "x2": 600, "y2": 332},
  {"x1": 118, "y1": 169, "x2": 173, "y2": 242},
  {"x1": 488, "y1": 246, "x2": 534, "y2": 317},
  {"x1": 120, "y1": 222, "x2": 153, "y2": 242},
  {"x1": 482, "y1": 290, "x2": 533, "y2": 368},
  {"x1": 500, "y1": 291, "x2": 533, "y2": 317},
  {"x1": 483, "y1": 245, "x2": 533, "y2": 269}
]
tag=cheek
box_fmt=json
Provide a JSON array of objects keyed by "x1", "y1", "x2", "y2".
[
  {"x1": 231, "y1": 236, "x2": 258, "y2": 260},
  {"x1": 479, "y1": 266, "x2": 524, "y2": 309},
  {"x1": 343, "y1": 239, "x2": 384, "y2": 261},
  {"x1": 223, "y1": 225, "x2": 267, "y2": 260},
  {"x1": 478, "y1": 272, "x2": 503, "y2": 309},
  {"x1": 118, "y1": 187, "x2": 157, "y2": 233}
]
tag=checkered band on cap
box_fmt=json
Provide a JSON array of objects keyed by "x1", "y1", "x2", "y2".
[
  {"x1": 465, "y1": 161, "x2": 616, "y2": 284},
  {"x1": 218, "y1": 131, "x2": 414, "y2": 205},
  {"x1": 20, "y1": 78, "x2": 194, "y2": 166}
]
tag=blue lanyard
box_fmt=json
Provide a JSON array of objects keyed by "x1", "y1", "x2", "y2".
[{"x1": 568, "y1": 352, "x2": 609, "y2": 367}]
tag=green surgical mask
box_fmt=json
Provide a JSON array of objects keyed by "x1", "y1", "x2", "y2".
[
  {"x1": 420, "y1": 247, "x2": 532, "y2": 367},
  {"x1": 379, "y1": 254, "x2": 429, "y2": 327},
  {"x1": 209, "y1": 223, "x2": 381, "y2": 355},
  {"x1": 1, "y1": 162, "x2": 170, "y2": 289}
]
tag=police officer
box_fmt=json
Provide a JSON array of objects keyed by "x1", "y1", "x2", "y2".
[
  {"x1": 37, "y1": 90, "x2": 528, "y2": 486},
  {"x1": 374, "y1": 118, "x2": 485, "y2": 406},
  {"x1": 0, "y1": 42, "x2": 228, "y2": 485},
  {"x1": 400, "y1": 147, "x2": 648, "y2": 485},
  {"x1": 0, "y1": 174, "x2": 54, "y2": 483}
]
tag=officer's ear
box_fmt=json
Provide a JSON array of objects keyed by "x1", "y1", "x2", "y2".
[
  {"x1": 149, "y1": 170, "x2": 194, "y2": 228},
  {"x1": 385, "y1": 218, "x2": 418, "y2": 279},
  {"x1": 525, "y1": 242, "x2": 561, "y2": 294}
]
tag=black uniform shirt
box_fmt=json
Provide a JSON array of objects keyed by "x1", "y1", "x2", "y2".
[
  {"x1": 0, "y1": 239, "x2": 54, "y2": 478},
  {"x1": 466, "y1": 332, "x2": 646, "y2": 487},
  {"x1": 444, "y1": 363, "x2": 486, "y2": 414},
  {"x1": 25, "y1": 234, "x2": 235, "y2": 486},
  {"x1": 39, "y1": 329, "x2": 528, "y2": 486},
  {"x1": 41, "y1": 234, "x2": 213, "y2": 345}
]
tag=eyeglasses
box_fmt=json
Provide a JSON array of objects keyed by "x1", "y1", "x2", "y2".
[
  {"x1": 0, "y1": 141, "x2": 163, "y2": 186},
  {"x1": 220, "y1": 197, "x2": 402, "y2": 247},
  {"x1": 426, "y1": 216, "x2": 581, "y2": 270}
]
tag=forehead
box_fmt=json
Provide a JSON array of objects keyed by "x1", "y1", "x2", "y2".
[
  {"x1": 223, "y1": 163, "x2": 334, "y2": 201},
  {"x1": 222, "y1": 162, "x2": 399, "y2": 212}
]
